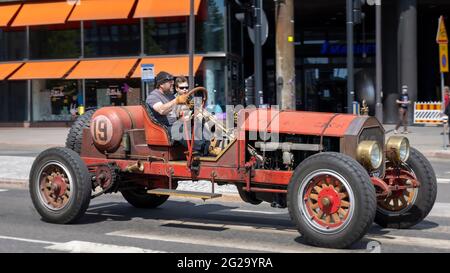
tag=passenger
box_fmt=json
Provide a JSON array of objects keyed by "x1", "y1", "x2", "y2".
[{"x1": 174, "y1": 76, "x2": 191, "y2": 118}]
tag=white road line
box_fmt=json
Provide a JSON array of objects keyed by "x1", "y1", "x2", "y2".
[
  {"x1": 161, "y1": 219, "x2": 298, "y2": 235},
  {"x1": 0, "y1": 235, "x2": 58, "y2": 245},
  {"x1": 107, "y1": 229, "x2": 343, "y2": 253},
  {"x1": 229, "y1": 209, "x2": 287, "y2": 215},
  {"x1": 85, "y1": 212, "x2": 125, "y2": 218},
  {"x1": 88, "y1": 203, "x2": 119, "y2": 211},
  {"x1": 428, "y1": 202, "x2": 450, "y2": 218},
  {"x1": 45, "y1": 241, "x2": 166, "y2": 253},
  {"x1": 368, "y1": 235, "x2": 450, "y2": 250},
  {"x1": 0, "y1": 189, "x2": 8, "y2": 192},
  {"x1": 437, "y1": 178, "x2": 450, "y2": 184}
]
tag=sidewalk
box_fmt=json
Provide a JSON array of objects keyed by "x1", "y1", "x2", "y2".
[{"x1": 0, "y1": 125, "x2": 449, "y2": 191}]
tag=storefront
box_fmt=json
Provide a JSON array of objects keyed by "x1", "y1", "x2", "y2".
[
  {"x1": 0, "y1": 0, "x2": 232, "y2": 126},
  {"x1": 2, "y1": 0, "x2": 450, "y2": 125}
]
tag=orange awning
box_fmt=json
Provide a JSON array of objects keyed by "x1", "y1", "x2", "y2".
[
  {"x1": 11, "y1": 2, "x2": 76, "y2": 27},
  {"x1": 132, "y1": 56, "x2": 203, "y2": 78},
  {"x1": 0, "y1": 4, "x2": 21, "y2": 27},
  {"x1": 68, "y1": 0, "x2": 136, "y2": 21},
  {"x1": 134, "y1": 0, "x2": 202, "y2": 18},
  {"x1": 9, "y1": 61, "x2": 78, "y2": 80},
  {"x1": 66, "y1": 59, "x2": 138, "y2": 79},
  {"x1": 0, "y1": 63, "x2": 23, "y2": 80}
]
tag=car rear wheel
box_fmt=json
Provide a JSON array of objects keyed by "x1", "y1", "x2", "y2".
[
  {"x1": 65, "y1": 110, "x2": 95, "y2": 154},
  {"x1": 287, "y1": 152, "x2": 377, "y2": 249},
  {"x1": 121, "y1": 189, "x2": 170, "y2": 209},
  {"x1": 375, "y1": 147, "x2": 437, "y2": 229},
  {"x1": 29, "y1": 147, "x2": 91, "y2": 224}
]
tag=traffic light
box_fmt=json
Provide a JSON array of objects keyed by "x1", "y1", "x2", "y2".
[{"x1": 234, "y1": 0, "x2": 255, "y2": 28}]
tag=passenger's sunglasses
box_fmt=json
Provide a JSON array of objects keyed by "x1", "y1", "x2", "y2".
[{"x1": 177, "y1": 86, "x2": 189, "y2": 90}]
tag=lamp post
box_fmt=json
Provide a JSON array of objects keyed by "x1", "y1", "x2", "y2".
[
  {"x1": 346, "y1": 0, "x2": 355, "y2": 114},
  {"x1": 374, "y1": 0, "x2": 384, "y2": 122}
]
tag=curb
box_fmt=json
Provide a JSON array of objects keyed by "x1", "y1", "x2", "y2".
[
  {"x1": 0, "y1": 179, "x2": 28, "y2": 189},
  {"x1": 422, "y1": 151, "x2": 450, "y2": 160}
]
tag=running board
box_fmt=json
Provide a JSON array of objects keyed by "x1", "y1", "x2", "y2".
[{"x1": 147, "y1": 188, "x2": 222, "y2": 200}]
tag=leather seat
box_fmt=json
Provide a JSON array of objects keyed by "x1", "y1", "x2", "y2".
[{"x1": 142, "y1": 102, "x2": 175, "y2": 146}]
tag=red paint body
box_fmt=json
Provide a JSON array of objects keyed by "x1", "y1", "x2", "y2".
[{"x1": 82, "y1": 106, "x2": 366, "y2": 191}]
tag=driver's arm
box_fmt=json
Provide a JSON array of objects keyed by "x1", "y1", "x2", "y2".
[
  {"x1": 152, "y1": 99, "x2": 177, "y2": 116},
  {"x1": 152, "y1": 95, "x2": 189, "y2": 116}
]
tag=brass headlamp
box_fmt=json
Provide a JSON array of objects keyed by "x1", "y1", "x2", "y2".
[{"x1": 385, "y1": 136, "x2": 410, "y2": 163}]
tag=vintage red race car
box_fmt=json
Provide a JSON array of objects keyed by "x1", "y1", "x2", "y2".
[{"x1": 29, "y1": 87, "x2": 437, "y2": 249}]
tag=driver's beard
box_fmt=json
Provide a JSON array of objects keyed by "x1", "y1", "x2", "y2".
[{"x1": 162, "y1": 88, "x2": 173, "y2": 95}]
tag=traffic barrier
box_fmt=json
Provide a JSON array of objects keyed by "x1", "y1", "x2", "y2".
[{"x1": 414, "y1": 102, "x2": 446, "y2": 124}]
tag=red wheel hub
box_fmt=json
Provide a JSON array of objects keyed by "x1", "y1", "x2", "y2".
[
  {"x1": 318, "y1": 187, "x2": 341, "y2": 215},
  {"x1": 51, "y1": 175, "x2": 67, "y2": 197}
]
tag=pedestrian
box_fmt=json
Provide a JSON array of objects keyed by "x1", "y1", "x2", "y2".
[
  {"x1": 441, "y1": 86, "x2": 450, "y2": 136},
  {"x1": 394, "y1": 85, "x2": 411, "y2": 134},
  {"x1": 444, "y1": 86, "x2": 450, "y2": 109},
  {"x1": 444, "y1": 91, "x2": 450, "y2": 146}
]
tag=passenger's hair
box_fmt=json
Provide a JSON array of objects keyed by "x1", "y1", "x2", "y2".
[{"x1": 175, "y1": 76, "x2": 188, "y2": 88}]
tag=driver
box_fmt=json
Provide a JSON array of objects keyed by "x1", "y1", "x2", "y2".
[{"x1": 146, "y1": 71, "x2": 210, "y2": 156}]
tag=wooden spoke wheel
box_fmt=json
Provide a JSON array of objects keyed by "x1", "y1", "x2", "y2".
[
  {"x1": 287, "y1": 152, "x2": 376, "y2": 249},
  {"x1": 301, "y1": 171, "x2": 355, "y2": 233},
  {"x1": 377, "y1": 166, "x2": 418, "y2": 215}
]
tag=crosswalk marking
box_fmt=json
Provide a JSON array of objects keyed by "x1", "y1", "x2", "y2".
[
  {"x1": 160, "y1": 219, "x2": 298, "y2": 235},
  {"x1": 45, "y1": 241, "x2": 166, "y2": 253},
  {"x1": 428, "y1": 202, "x2": 450, "y2": 218},
  {"x1": 0, "y1": 235, "x2": 57, "y2": 245},
  {"x1": 107, "y1": 229, "x2": 344, "y2": 253},
  {"x1": 368, "y1": 235, "x2": 450, "y2": 250},
  {"x1": 437, "y1": 178, "x2": 450, "y2": 184},
  {"x1": 230, "y1": 209, "x2": 287, "y2": 215}
]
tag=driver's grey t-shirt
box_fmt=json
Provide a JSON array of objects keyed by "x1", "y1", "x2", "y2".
[{"x1": 146, "y1": 89, "x2": 177, "y2": 127}]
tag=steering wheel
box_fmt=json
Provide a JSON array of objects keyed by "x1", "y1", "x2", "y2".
[{"x1": 185, "y1": 87, "x2": 208, "y2": 109}]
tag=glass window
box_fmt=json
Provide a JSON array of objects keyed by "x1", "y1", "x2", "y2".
[
  {"x1": 0, "y1": 28, "x2": 26, "y2": 61},
  {"x1": 85, "y1": 79, "x2": 141, "y2": 109},
  {"x1": 196, "y1": 0, "x2": 225, "y2": 53},
  {"x1": 29, "y1": 25, "x2": 80, "y2": 60},
  {"x1": 196, "y1": 58, "x2": 226, "y2": 111},
  {"x1": 84, "y1": 20, "x2": 140, "y2": 57},
  {"x1": 32, "y1": 80, "x2": 79, "y2": 122},
  {"x1": 0, "y1": 81, "x2": 27, "y2": 122},
  {"x1": 144, "y1": 19, "x2": 188, "y2": 55},
  {"x1": 228, "y1": 1, "x2": 243, "y2": 56}
]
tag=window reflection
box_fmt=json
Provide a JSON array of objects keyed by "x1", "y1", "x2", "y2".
[
  {"x1": 84, "y1": 20, "x2": 140, "y2": 57},
  {"x1": 30, "y1": 25, "x2": 80, "y2": 59},
  {"x1": 0, "y1": 29, "x2": 26, "y2": 61}
]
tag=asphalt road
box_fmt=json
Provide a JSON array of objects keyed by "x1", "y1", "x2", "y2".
[
  {"x1": 1, "y1": 177, "x2": 450, "y2": 253},
  {"x1": 1, "y1": 146, "x2": 450, "y2": 253}
]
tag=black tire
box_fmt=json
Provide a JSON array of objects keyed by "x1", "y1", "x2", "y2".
[
  {"x1": 65, "y1": 110, "x2": 95, "y2": 154},
  {"x1": 237, "y1": 186, "x2": 262, "y2": 205},
  {"x1": 375, "y1": 147, "x2": 437, "y2": 229},
  {"x1": 287, "y1": 152, "x2": 377, "y2": 249},
  {"x1": 29, "y1": 147, "x2": 91, "y2": 224},
  {"x1": 121, "y1": 189, "x2": 170, "y2": 209}
]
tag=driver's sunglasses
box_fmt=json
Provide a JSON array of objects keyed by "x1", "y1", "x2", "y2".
[{"x1": 178, "y1": 86, "x2": 189, "y2": 90}]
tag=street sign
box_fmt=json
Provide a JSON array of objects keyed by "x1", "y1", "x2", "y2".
[
  {"x1": 437, "y1": 16, "x2": 449, "y2": 44},
  {"x1": 247, "y1": 10, "x2": 269, "y2": 46},
  {"x1": 440, "y1": 44, "x2": 449, "y2": 72},
  {"x1": 141, "y1": 64, "x2": 154, "y2": 82}
]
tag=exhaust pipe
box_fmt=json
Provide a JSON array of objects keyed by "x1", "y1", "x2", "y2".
[{"x1": 125, "y1": 161, "x2": 144, "y2": 173}]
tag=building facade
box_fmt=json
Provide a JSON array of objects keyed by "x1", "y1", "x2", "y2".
[{"x1": 0, "y1": 0, "x2": 449, "y2": 126}]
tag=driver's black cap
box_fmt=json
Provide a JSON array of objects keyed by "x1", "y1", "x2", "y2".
[{"x1": 155, "y1": 71, "x2": 174, "y2": 88}]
